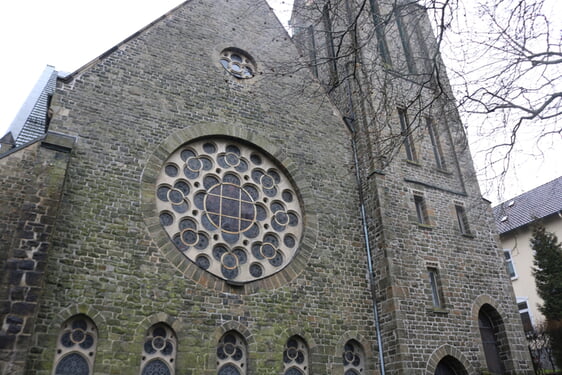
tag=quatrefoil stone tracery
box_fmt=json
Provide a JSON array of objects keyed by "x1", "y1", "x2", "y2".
[{"x1": 156, "y1": 139, "x2": 303, "y2": 283}]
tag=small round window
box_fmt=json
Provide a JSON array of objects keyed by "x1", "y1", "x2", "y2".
[{"x1": 220, "y1": 48, "x2": 255, "y2": 79}]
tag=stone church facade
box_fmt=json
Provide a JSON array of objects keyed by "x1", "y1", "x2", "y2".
[{"x1": 0, "y1": 0, "x2": 533, "y2": 374}]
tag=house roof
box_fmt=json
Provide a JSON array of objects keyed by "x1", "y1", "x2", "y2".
[
  {"x1": 493, "y1": 176, "x2": 562, "y2": 234},
  {"x1": 5, "y1": 66, "x2": 59, "y2": 148}
]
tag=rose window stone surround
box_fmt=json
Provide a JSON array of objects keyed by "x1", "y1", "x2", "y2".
[{"x1": 156, "y1": 139, "x2": 303, "y2": 283}]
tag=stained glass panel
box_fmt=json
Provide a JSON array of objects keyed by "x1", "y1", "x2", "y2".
[
  {"x1": 156, "y1": 139, "x2": 302, "y2": 283},
  {"x1": 55, "y1": 353, "x2": 89, "y2": 375},
  {"x1": 141, "y1": 359, "x2": 171, "y2": 375}
]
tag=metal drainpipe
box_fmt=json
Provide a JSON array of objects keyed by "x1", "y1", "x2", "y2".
[{"x1": 344, "y1": 116, "x2": 386, "y2": 375}]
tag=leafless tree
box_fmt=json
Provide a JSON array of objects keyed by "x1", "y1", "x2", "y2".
[
  {"x1": 279, "y1": 0, "x2": 561, "y2": 199},
  {"x1": 527, "y1": 321, "x2": 560, "y2": 373},
  {"x1": 443, "y1": 0, "x2": 562, "y2": 200}
]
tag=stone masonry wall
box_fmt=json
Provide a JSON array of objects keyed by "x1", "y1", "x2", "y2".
[
  {"x1": 0, "y1": 134, "x2": 74, "y2": 374},
  {"x1": 23, "y1": 0, "x2": 381, "y2": 374},
  {"x1": 291, "y1": 0, "x2": 533, "y2": 373},
  {"x1": 1, "y1": 0, "x2": 534, "y2": 373}
]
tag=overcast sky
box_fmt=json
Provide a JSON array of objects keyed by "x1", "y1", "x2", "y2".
[{"x1": 0, "y1": 0, "x2": 560, "y2": 204}]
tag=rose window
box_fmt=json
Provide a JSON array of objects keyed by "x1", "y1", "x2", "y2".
[
  {"x1": 156, "y1": 139, "x2": 303, "y2": 283},
  {"x1": 219, "y1": 48, "x2": 255, "y2": 79}
]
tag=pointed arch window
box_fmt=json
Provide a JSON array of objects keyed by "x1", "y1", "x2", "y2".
[
  {"x1": 434, "y1": 355, "x2": 468, "y2": 375},
  {"x1": 478, "y1": 306, "x2": 507, "y2": 374},
  {"x1": 283, "y1": 336, "x2": 308, "y2": 374},
  {"x1": 140, "y1": 323, "x2": 177, "y2": 375},
  {"x1": 217, "y1": 331, "x2": 247, "y2": 375},
  {"x1": 342, "y1": 340, "x2": 365, "y2": 375},
  {"x1": 53, "y1": 315, "x2": 97, "y2": 375}
]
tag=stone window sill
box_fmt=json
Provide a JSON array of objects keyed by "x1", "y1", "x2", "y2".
[
  {"x1": 417, "y1": 223, "x2": 433, "y2": 230},
  {"x1": 430, "y1": 307, "x2": 449, "y2": 315},
  {"x1": 405, "y1": 159, "x2": 421, "y2": 167},
  {"x1": 435, "y1": 167, "x2": 452, "y2": 175}
]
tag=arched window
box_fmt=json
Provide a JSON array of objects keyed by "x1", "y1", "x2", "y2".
[
  {"x1": 283, "y1": 336, "x2": 308, "y2": 374},
  {"x1": 434, "y1": 355, "x2": 468, "y2": 375},
  {"x1": 478, "y1": 305, "x2": 507, "y2": 374},
  {"x1": 342, "y1": 340, "x2": 365, "y2": 375},
  {"x1": 53, "y1": 315, "x2": 97, "y2": 375},
  {"x1": 140, "y1": 323, "x2": 177, "y2": 375},
  {"x1": 217, "y1": 331, "x2": 247, "y2": 375}
]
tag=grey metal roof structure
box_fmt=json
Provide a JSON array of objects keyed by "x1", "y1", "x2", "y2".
[
  {"x1": 493, "y1": 176, "x2": 562, "y2": 234},
  {"x1": 4, "y1": 65, "x2": 58, "y2": 148}
]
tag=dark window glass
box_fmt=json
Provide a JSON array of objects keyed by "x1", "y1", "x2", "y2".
[
  {"x1": 307, "y1": 25, "x2": 318, "y2": 77},
  {"x1": 398, "y1": 108, "x2": 416, "y2": 161},
  {"x1": 288, "y1": 213, "x2": 299, "y2": 227},
  {"x1": 285, "y1": 368, "x2": 304, "y2": 375},
  {"x1": 218, "y1": 364, "x2": 241, "y2": 375},
  {"x1": 394, "y1": 6, "x2": 416, "y2": 74},
  {"x1": 165, "y1": 164, "x2": 178, "y2": 177},
  {"x1": 250, "y1": 263, "x2": 263, "y2": 277},
  {"x1": 342, "y1": 340, "x2": 364, "y2": 374},
  {"x1": 196, "y1": 255, "x2": 210, "y2": 270},
  {"x1": 478, "y1": 310, "x2": 506, "y2": 374},
  {"x1": 55, "y1": 353, "x2": 89, "y2": 375},
  {"x1": 428, "y1": 268, "x2": 443, "y2": 308},
  {"x1": 284, "y1": 235, "x2": 296, "y2": 248},
  {"x1": 269, "y1": 252, "x2": 283, "y2": 267},
  {"x1": 322, "y1": 1, "x2": 338, "y2": 83},
  {"x1": 414, "y1": 195, "x2": 428, "y2": 224},
  {"x1": 435, "y1": 361, "x2": 457, "y2": 375},
  {"x1": 369, "y1": 0, "x2": 392, "y2": 65},
  {"x1": 141, "y1": 359, "x2": 171, "y2": 375},
  {"x1": 203, "y1": 143, "x2": 217, "y2": 153},
  {"x1": 520, "y1": 310, "x2": 533, "y2": 333},
  {"x1": 426, "y1": 118, "x2": 444, "y2": 169},
  {"x1": 455, "y1": 205, "x2": 469, "y2": 234},
  {"x1": 160, "y1": 213, "x2": 173, "y2": 227},
  {"x1": 503, "y1": 250, "x2": 517, "y2": 279}
]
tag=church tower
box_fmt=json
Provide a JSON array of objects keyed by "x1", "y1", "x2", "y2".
[
  {"x1": 290, "y1": 0, "x2": 534, "y2": 374},
  {"x1": 0, "y1": 0, "x2": 532, "y2": 374}
]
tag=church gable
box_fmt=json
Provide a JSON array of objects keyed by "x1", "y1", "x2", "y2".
[{"x1": 12, "y1": 1, "x2": 374, "y2": 374}]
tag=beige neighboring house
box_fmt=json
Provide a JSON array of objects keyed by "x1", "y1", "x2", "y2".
[{"x1": 493, "y1": 176, "x2": 562, "y2": 334}]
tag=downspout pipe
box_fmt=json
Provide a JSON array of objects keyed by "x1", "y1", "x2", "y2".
[{"x1": 344, "y1": 116, "x2": 386, "y2": 375}]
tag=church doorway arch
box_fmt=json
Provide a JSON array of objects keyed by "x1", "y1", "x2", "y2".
[
  {"x1": 434, "y1": 355, "x2": 467, "y2": 375},
  {"x1": 478, "y1": 305, "x2": 507, "y2": 374}
]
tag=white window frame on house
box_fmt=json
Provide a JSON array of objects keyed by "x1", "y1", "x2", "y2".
[
  {"x1": 517, "y1": 297, "x2": 534, "y2": 334},
  {"x1": 504, "y1": 249, "x2": 518, "y2": 280}
]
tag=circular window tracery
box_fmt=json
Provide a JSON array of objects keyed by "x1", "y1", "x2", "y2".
[
  {"x1": 156, "y1": 139, "x2": 303, "y2": 283},
  {"x1": 342, "y1": 340, "x2": 364, "y2": 375},
  {"x1": 220, "y1": 49, "x2": 256, "y2": 79},
  {"x1": 54, "y1": 315, "x2": 97, "y2": 375}
]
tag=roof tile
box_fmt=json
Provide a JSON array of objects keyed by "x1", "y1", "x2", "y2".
[{"x1": 493, "y1": 176, "x2": 562, "y2": 234}]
